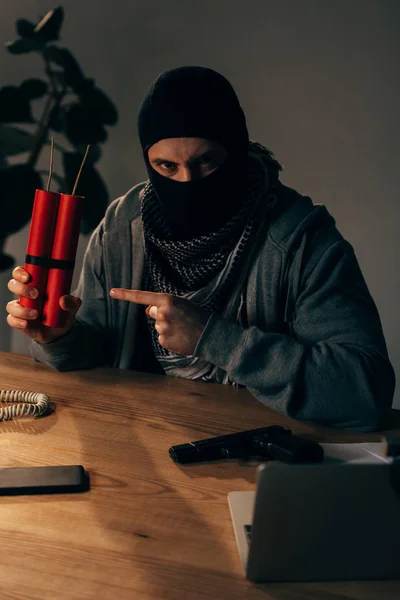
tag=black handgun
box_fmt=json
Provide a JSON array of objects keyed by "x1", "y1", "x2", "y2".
[{"x1": 169, "y1": 425, "x2": 324, "y2": 465}]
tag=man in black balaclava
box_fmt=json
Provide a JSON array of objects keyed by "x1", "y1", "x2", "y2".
[
  {"x1": 10, "y1": 66, "x2": 394, "y2": 431},
  {"x1": 131, "y1": 66, "x2": 268, "y2": 366}
]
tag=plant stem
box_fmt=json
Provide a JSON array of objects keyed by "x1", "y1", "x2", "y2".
[
  {"x1": 27, "y1": 52, "x2": 67, "y2": 169},
  {"x1": 27, "y1": 93, "x2": 54, "y2": 168}
]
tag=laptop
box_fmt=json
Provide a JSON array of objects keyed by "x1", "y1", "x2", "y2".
[{"x1": 228, "y1": 443, "x2": 400, "y2": 582}]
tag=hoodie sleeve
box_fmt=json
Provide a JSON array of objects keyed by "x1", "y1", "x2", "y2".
[
  {"x1": 30, "y1": 220, "x2": 109, "y2": 371},
  {"x1": 193, "y1": 239, "x2": 395, "y2": 431}
]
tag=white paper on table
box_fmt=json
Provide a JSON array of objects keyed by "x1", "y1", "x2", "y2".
[{"x1": 320, "y1": 442, "x2": 392, "y2": 465}]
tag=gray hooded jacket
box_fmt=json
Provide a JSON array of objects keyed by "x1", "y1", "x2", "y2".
[{"x1": 31, "y1": 182, "x2": 395, "y2": 431}]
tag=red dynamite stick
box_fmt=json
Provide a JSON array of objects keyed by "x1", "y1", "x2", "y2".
[
  {"x1": 41, "y1": 194, "x2": 84, "y2": 328},
  {"x1": 20, "y1": 190, "x2": 61, "y2": 313}
]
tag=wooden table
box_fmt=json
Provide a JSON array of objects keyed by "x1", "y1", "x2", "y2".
[{"x1": 0, "y1": 351, "x2": 399, "y2": 600}]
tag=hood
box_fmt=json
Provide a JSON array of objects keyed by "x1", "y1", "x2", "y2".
[
  {"x1": 268, "y1": 182, "x2": 336, "y2": 252},
  {"x1": 266, "y1": 183, "x2": 340, "y2": 326}
]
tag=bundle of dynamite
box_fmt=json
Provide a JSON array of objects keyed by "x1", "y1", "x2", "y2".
[{"x1": 19, "y1": 141, "x2": 89, "y2": 328}]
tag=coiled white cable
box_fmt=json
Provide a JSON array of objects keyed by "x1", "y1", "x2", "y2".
[{"x1": 0, "y1": 390, "x2": 50, "y2": 421}]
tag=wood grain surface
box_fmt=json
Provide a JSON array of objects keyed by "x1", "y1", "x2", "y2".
[{"x1": 0, "y1": 351, "x2": 398, "y2": 600}]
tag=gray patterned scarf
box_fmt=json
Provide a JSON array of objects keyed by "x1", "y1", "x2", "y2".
[{"x1": 141, "y1": 142, "x2": 278, "y2": 382}]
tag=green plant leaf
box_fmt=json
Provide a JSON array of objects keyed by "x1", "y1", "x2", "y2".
[
  {"x1": 15, "y1": 18, "x2": 36, "y2": 39},
  {"x1": 0, "y1": 86, "x2": 34, "y2": 123},
  {"x1": 64, "y1": 103, "x2": 107, "y2": 147},
  {"x1": 44, "y1": 46, "x2": 85, "y2": 92},
  {"x1": 0, "y1": 165, "x2": 42, "y2": 238},
  {"x1": 0, "y1": 124, "x2": 35, "y2": 155},
  {"x1": 6, "y1": 38, "x2": 44, "y2": 54},
  {"x1": 0, "y1": 253, "x2": 14, "y2": 271},
  {"x1": 20, "y1": 78, "x2": 48, "y2": 99},
  {"x1": 62, "y1": 152, "x2": 108, "y2": 233},
  {"x1": 43, "y1": 44, "x2": 65, "y2": 63},
  {"x1": 33, "y1": 7, "x2": 64, "y2": 43},
  {"x1": 79, "y1": 81, "x2": 118, "y2": 126}
]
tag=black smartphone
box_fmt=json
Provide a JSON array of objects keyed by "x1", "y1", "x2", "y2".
[{"x1": 0, "y1": 465, "x2": 90, "y2": 496}]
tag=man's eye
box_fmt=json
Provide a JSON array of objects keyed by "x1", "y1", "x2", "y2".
[
  {"x1": 160, "y1": 162, "x2": 176, "y2": 171},
  {"x1": 199, "y1": 157, "x2": 217, "y2": 168}
]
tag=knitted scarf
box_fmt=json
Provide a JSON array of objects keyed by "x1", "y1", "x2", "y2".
[{"x1": 140, "y1": 142, "x2": 278, "y2": 381}]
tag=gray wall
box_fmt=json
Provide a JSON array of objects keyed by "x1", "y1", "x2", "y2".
[{"x1": 1, "y1": 1, "x2": 399, "y2": 407}]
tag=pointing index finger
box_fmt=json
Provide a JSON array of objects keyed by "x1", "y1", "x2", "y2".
[{"x1": 110, "y1": 289, "x2": 170, "y2": 306}]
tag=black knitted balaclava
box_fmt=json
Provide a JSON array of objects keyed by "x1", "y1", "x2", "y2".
[{"x1": 137, "y1": 66, "x2": 249, "y2": 237}]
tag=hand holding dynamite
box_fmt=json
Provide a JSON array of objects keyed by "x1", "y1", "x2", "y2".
[{"x1": 19, "y1": 142, "x2": 89, "y2": 329}]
